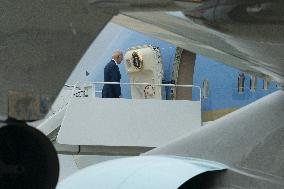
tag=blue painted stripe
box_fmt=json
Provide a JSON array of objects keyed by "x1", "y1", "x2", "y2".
[{"x1": 193, "y1": 55, "x2": 279, "y2": 111}]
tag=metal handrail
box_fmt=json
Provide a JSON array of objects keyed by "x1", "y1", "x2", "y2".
[{"x1": 89, "y1": 81, "x2": 202, "y2": 101}]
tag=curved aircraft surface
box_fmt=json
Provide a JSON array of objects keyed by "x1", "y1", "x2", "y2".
[{"x1": 0, "y1": 1, "x2": 284, "y2": 189}]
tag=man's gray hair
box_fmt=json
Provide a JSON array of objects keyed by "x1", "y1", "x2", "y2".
[{"x1": 112, "y1": 50, "x2": 123, "y2": 59}]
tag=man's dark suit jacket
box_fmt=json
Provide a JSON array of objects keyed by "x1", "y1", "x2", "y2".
[{"x1": 102, "y1": 60, "x2": 121, "y2": 98}]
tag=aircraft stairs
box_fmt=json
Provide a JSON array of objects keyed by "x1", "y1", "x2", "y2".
[{"x1": 36, "y1": 82, "x2": 202, "y2": 155}]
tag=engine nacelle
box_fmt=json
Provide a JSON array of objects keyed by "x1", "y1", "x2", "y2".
[{"x1": 0, "y1": 123, "x2": 59, "y2": 189}]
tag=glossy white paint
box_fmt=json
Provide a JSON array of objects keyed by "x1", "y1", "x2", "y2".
[{"x1": 56, "y1": 156, "x2": 227, "y2": 189}]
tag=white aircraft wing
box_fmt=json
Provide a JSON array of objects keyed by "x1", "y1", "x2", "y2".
[{"x1": 112, "y1": 10, "x2": 284, "y2": 85}]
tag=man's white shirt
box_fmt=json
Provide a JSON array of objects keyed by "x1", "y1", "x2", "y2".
[{"x1": 112, "y1": 59, "x2": 118, "y2": 65}]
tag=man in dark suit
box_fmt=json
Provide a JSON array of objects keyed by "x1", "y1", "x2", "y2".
[{"x1": 102, "y1": 50, "x2": 123, "y2": 98}]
